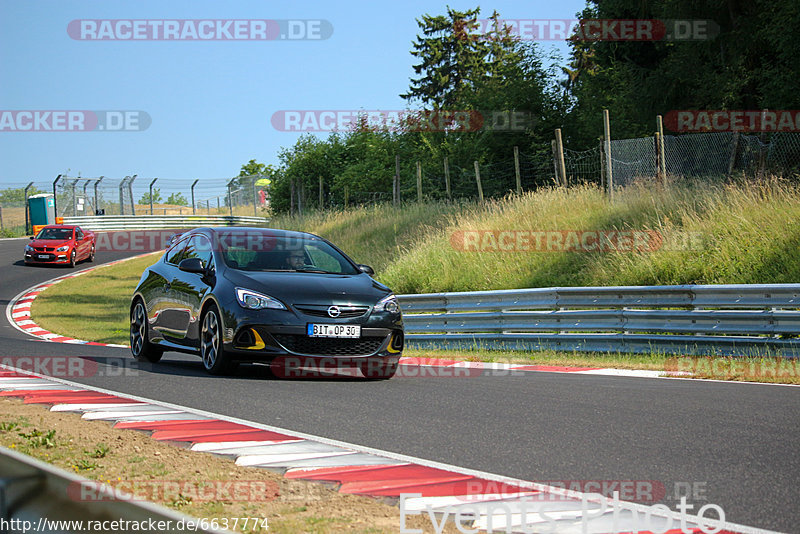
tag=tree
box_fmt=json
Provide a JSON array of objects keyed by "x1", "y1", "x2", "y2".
[
  {"x1": 166, "y1": 192, "x2": 188, "y2": 206},
  {"x1": 139, "y1": 188, "x2": 162, "y2": 204},
  {"x1": 0, "y1": 186, "x2": 46, "y2": 203}
]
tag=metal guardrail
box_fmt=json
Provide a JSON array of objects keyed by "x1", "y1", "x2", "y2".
[
  {"x1": 60, "y1": 215, "x2": 270, "y2": 231},
  {"x1": 397, "y1": 285, "x2": 800, "y2": 357},
  {"x1": 0, "y1": 446, "x2": 226, "y2": 533}
]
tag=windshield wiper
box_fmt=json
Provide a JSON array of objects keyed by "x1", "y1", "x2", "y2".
[{"x1": 292, "y1": 267, "x2": 343, "y2": 274}]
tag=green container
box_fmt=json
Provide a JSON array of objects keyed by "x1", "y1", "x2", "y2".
[{"x1": 28, "y1": 193, "x2": 55, "y2": 226}]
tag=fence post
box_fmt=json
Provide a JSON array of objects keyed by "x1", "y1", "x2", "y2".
[
  {"x1": 0, "y1": 205, "x2": 4, "y2": 231},
  {"x1": 227, "y1": 179, "x2": 234, "y2": 216},
  {"x1": 555, "y1": 129, "x2": 567, "y2": 187},
  {"x1": 94, "y1": 177, "x2": 103, "y2": 215},
  {"x1": 394, "y1": 155, "x2": 400, "y2": 206},
  {"x1": 52, "y1": 175, "x2": 62, "y2": 217},
  {"x1": 290, "y1": 179, "x2": 295, "y2": 216},
  {"x1": 473, "y1": 161, "x2": 484, "y2": 203},
  {"x1": 444, "y1": 156, "x2": 451, "y2": 200},
  {"x1": 72, "y1": 180, "x2": 77, "y2": 216},
  {"x1": 191, "y1": 179, "x2": 198, "y2": 215},
  {"x1": 656, "y1": 115, "x2": 666, "y2": 184},
  {"x1": 551, "y1": 140, "x2": 560, "y2": 186},
  {"x1": 603, "y1": 109, "x2": 613, "y2": 200},
  {"x1": 319, "y1": 176, "x2": 324, "y2": 209},
  {"x1": 416, "y1": 161, "x2": 422, "y2": 202},
  {"x1": 727, "y1": 131, "x2": 740, "y2": 176},
  {"x1": 119, "y1": 177, "x2": 127, "y2": 216},
  {"x1": 128, "y1": 175, "x2": 137, "y2": 216},
  {"x1": 149, "y1": 178, "x2": 157, "y2": 215},
  {"x1": 654, "y1": 132, "x2": 662, "y2": 184},
  {"x1": 513, "y1": 146, "x2": 522, "y2": 194},
  {"x1": 599, "y1": 140, "x2": 605, "y2": 190},
  {"x1": 24, "y1": 182, "x2": 33, "y2": 234}
]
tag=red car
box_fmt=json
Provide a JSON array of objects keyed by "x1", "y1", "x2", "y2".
[{"x1": 24, "y1": 225, "x2": 96, "y2": 267}]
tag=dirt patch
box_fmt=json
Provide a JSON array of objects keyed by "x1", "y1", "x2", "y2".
[{"x1": 0, "y1": 397, "x2": 460, "y2": 533}]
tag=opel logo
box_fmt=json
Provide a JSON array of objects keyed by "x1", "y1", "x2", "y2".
[{"x1": 327, "y1": 305, "x2": 341, "y2": 318}]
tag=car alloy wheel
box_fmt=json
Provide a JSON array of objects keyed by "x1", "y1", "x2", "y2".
[
  {"x1": 88, "y1": 245, "x2": 95, "y2": 262},
  {"x1": 130, "y1": 300, "x2": 163, "y2": 363},
  {"x1": 69, "y1": 249, "x2": 76, "y2": 268},
  {"x1": 201, "y1": 305, "x2": 235, "y2": 375}
]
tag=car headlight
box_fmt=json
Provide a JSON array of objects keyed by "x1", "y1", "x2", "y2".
[
  {"x1": 374, "y1": 294, "x2": 400, "y2": 314},
  {"x1": 55, "y1": 245, "x2": 69, "y2": 252},
  {"x1": 235, "y1": 287, "x2": 286, "y2": 310},
  {"x1": 25, "y1": 245, "x2": 33, "y2": 252}
]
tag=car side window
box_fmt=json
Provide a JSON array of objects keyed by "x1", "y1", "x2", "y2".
[
  {"x1": 191, "y1": 236, "x2": 214, "y2": 270},
  {"x1": 75, "y1": 229, "x2": 83, "y2": 240},
  {"x1": 166, "y1": 238, "x2": 189, "y2": 265}
]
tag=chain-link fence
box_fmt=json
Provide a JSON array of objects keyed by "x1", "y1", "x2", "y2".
[{"x1": 607, "y1": 131, "x2": 800, "y2": 187}]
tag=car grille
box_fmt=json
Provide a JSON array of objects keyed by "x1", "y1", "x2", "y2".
[
  {"x1": 294, "y1": 305, "x2": 369, "y2": 318},
  {"x1": 273, "y1": 334, "x2": 384, "y2": 356},
  {"x1": 34, "y1": 247, "x2": 55, "y2": 252}
]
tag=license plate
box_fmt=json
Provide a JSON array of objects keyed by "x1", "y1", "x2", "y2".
[
  {"x1": 37, "y1": 254, "x2": 49, "y2": 259},
  {"x1": 307, "y1": 324, "x2": 361, "y2": 338}
]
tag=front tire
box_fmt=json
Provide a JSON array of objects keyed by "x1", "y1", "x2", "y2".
[
  {"x1": 200, "y1": 305, "x2": 235, "y2": 375},
  {"x1": 130, "y1": 300, "x2": 163, "y2": 363},
  {"x1": 88, "y1": 244, "x2": 95, "y2": 262},
  {"x1": 68, "y1": 249, "x2": 76, "y2": 268}
]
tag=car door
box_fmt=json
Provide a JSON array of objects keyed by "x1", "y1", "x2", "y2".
[
  {"x1": 74, "y1": 227, "x2": 88, "y2": 259},
  {"x1": 169, "y1": 234, "x2": 215, "y2": 346},
  {"x1": 150, "y1": 236, "x2": 189, "y2": 341}
]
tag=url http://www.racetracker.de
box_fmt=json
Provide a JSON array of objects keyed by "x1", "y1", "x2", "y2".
[{"x1": 0, "y1": 517, "x2": 269, "y2": 532}]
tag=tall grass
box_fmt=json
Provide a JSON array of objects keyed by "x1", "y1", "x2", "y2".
[
  {"x1": 268, "y1": 201, "x2": 475, "y2": 272},
  {"x1": 270, "y1": 177, "x2": 800, "y2": 293}
]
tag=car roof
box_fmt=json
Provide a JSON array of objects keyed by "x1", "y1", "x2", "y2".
[{"x1": 187, "y1": 227, "x2": 325, "y2": 240}]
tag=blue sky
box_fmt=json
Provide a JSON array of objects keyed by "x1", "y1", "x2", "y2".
[{"x1": 0, "y1": 0, "x2": 586, "y2": 197}]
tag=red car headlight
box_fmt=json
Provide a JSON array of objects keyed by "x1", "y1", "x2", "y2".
[{"x1": 55, "y1": 245, "x2": 70, "y2": 252}]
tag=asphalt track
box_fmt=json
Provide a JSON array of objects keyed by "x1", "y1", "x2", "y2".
[{"x1": 0, "y1": 236, "x2": 797, "y2": 532}]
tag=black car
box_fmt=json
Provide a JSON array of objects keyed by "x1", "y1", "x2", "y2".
[{"x1": 130, "y1": 227, "x2": 403, "y2": 378}]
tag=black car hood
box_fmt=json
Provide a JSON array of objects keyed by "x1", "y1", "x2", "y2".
[{"x1": 223, "y1": 268, "x2": 391, "y2": 306}]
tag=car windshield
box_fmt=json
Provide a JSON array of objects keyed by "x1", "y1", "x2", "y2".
[
  {"x1": 215, "y1": 231, "x2": 359, "y2": 275},
  {"x1": 36, "y1": 228, "x2": 73, "y2": 240}
]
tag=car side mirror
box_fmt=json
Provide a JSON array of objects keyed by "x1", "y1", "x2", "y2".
[
  {"x1": 357, "y1": 264, "x2": 374, "y2": 275},
  {"x1": 179, "y1": 257, "x2": 206, "y2": 274},
  {"x1": 29, "y1": 236, "x2": 34, "y2": 240}
]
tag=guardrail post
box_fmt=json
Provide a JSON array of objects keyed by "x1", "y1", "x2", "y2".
[{"x1": 191, "y1": 179, "x2": 198, "y2": 215}]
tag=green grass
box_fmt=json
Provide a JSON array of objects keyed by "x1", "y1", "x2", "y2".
[{"x1": 31, "y1": 254, "x2": 160, "y2": 344}]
